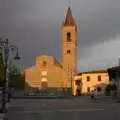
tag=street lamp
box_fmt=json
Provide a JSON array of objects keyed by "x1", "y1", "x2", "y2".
[
  {"x1": 0, "y1": 38, "x2": 20, "y2": 113},
  {"x1": 68, "y1": 66, "x2": 73, "y2": 94}
]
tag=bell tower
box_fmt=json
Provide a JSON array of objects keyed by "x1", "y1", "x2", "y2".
[{"x1": 62, "y1": 6, "x2": 77, "y2": 88}]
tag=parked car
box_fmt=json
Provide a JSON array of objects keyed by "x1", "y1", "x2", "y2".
[{"x1": 27, "y1": 92, "x2": 36, "y2": 96}]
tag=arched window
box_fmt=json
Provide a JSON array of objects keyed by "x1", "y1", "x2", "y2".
[
  {"x1": 67, "y1": 32, "x2": 71, "y2": 42},
  {"x1": 87, "y1": 76, "x2": 90, "y2": 81},
  {"x1": 41, "y1": 82, "x2": 48, "y2": 88},
  {"x1": 43, "y1": 61, "x2": 47, "y2": 66},
  {"x1": 98, "y1": 75, "x2": 101, "y2": 81},
  {"x1": 67, "y1": 50, "x2": 71, "y2": 54}
]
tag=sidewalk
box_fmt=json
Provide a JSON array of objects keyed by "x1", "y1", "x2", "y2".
[
  {"x1": 0, "y1": 102, "x2": 10, "y2": 120},
  {"x1": 75, "y1": 95, "x2": 117, "y2": 103},
  {"x1": 0, "y1": 113, "x2": 5, "y2": 120}
]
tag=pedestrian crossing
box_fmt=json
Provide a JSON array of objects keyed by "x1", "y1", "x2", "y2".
[{"x1": 14, "y1": 108, "x2": 104, "y2": 114}]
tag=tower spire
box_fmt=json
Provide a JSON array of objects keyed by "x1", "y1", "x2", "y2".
[{"x1": 64, "y1": 5, "x2": 75, "y2": 26}]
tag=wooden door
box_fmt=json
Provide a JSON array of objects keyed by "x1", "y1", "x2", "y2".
[{"x1": 41, "y1": 82, "x2": 48, "y2": 88}]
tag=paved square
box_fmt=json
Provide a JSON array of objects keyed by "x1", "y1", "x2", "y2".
[{"x1": 4, "y1": 97, "x2": 120, "y2": 120}]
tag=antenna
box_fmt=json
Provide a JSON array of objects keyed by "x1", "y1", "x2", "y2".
[{"x1": 69, "y1": 0, "x2": 72, "y2": 7}]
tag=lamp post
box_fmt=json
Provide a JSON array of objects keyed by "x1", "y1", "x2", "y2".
[
  {"x1": 0, "y1": 38, "x2": 20, "y2": 113},
  {"x1": 68, "y1": 66, "x2": 72, "y2": 94},
  {"x1": 70, "y1": 69, "x2": 72, "y2": 91}
]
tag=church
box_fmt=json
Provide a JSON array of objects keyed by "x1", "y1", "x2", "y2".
[
  {"x1": 25, "y1": 6, "x2": 78, "y2": 95},
  {"x1": 25, "y1": 6, "x2": 109, "y2": 96}
]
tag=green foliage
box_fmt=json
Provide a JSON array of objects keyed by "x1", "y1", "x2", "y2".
[
  {"x1": 8, "y1": 66, "x2": 25, "y2": 89},
  {"x1": 9, "y1": 65, "x2": 20, "y2": 75}
]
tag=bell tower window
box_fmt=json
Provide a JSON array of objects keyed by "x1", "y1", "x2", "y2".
[
  {"x1": 67, "y1": 50, "x2": 71, "y2": 54},
  {"x1": 43, "y1": 61, "x2": 47, "y2": 66},
  {"x1": 67, "y1": 32, "x2": 71, "y2": 42}
]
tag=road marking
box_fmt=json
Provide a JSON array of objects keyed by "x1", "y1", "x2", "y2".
[
  {"x1": 23, "y1": 110, "x2": 52, "y2": 114},
  {"x1": 74, "y1": 98, "x2": 89, "y2": 103},
  {"x1": 21, "y1": 108, "x2": 104, "y2": 114},
  {"x1": 74, "y1": 98, "x2": 105, "y2": 107},
  {"x1": 41, "y1": 103, "x2": 47, "y2": 107},
  {"x1": 58, "y1": 108, "x2": 104, "y2": 112},
  {"x1": 74, "y1": 98, "x2": 81, "y2": 102}
]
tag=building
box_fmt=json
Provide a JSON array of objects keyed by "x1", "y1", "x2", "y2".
[
  {"x1": 107, "y1": 66, "x2": 120, "y2": 98},
  {"x1": 25, "y1": 6, "x2": 77, "y2": 95},
  {"x1": 74, "y1": 70, "x2": 109, "y2": 94},
  {"x1": 107, "y1": 66, "x2": 120, "y2": 82},
  {"x1": 25, "y1": 6, "x2": 110, "y2": 96}
]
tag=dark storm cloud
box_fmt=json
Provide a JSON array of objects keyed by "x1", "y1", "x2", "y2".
[{"x1": 0, "y1": 0, "x2": 120, "y2": 72}]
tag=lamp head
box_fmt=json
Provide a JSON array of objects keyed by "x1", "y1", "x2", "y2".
[{"x1": 14, "y1": 51, "x2": 20, "y2": 60}]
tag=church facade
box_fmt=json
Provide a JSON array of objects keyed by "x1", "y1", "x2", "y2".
[{"x1": 25, "y1": 6, "x2": 77, "y2": 95}]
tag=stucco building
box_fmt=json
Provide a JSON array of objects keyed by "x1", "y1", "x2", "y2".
[
  {"x1": 25, "y1": 55, "x2": 63, "y2": 89},
  {"x1": 74, "y1": 70, "x2": 109, "y2": 94},
  {"x1": 25, "y1": 6, "x2": 77, "y2": 95},
  {"x1": 25, "y1": 6, "x2": 110, "y2": 96},
  {"x1": 107, "y1": 66, "x2": 120, "y2": 98}
]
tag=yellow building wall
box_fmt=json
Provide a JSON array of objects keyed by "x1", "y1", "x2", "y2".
[
  {"x1": 46, "y1": 65, "x2": 62, "y2": 88},
  {"x1": 25, "y1": 7, "x2": 78, "y2": 94},
  {"x1": 62, "y1": 26, "x2": 77, "y2": 70},
  {"x1": 62, "y1": 25, "x2": 77, "y2": 89},
  {"x1": 25, "y1": 55, "x2": 63, "y2": 88},
  {"x1": 25, "y1": 66, "x2": 41, "y2": 88},
  {"x1": 81, "y1": 72, "x2": 109, "y2": 93}
]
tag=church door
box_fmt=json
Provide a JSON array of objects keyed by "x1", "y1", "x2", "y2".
[{"x1": 41, "y1": 82, "x2": 48, "y2": 88}]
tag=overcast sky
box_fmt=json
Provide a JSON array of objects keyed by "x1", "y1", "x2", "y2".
[{"x1": 0, "y1": 0, "x2": 120, "y2": 72}]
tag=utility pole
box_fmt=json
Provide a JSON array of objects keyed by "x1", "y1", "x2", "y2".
[
  {"x1": 68, "y1": 65, "x2": 72, "y2": 95},
  {"x1": 70, "y1": 69, "x2": 72, "y2": 92}
]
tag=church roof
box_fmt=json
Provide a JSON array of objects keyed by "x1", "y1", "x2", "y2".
[
  {"x1": 64, "y1": 6, "x2": 75, "y2": 26},
  {"x1": 77, "y1": 69, "x2": 107, "y2": 75},
  {"x1": 54, "y1": 59, "x2": 63, "y2": 68}
]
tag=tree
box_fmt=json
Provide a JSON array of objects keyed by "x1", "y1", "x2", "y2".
[
  {"x1": 9, "y1": 65, "x2": 20, "y2": 75},
  {"x1": 8, "y1": 66, "x2": 25, "y2": 89}
]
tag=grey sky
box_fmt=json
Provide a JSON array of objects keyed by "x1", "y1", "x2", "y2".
[{"x1": 0, "y1": 0, "x2": 120, "y2": 72}]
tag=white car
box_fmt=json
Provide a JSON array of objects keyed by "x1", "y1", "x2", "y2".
[
  {"x1": 28, "y1": 92, "x2": 35, "y2": 96},
  {"x1": 49, "y1": 92, "x2": 55, "y2": 96}
]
